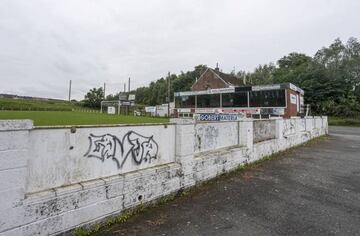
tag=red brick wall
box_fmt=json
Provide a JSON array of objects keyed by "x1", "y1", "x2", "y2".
[
  {"x1": 284, "y1": 89, "x2": 299, "y2": 118},
  {"x1": 191, "y1": 69, "x2": 228, "y2": 91}
]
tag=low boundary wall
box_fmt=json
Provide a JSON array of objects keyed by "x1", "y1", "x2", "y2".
[{"x1": 0, "y1": 117, "x2": 328, "y2": 235}]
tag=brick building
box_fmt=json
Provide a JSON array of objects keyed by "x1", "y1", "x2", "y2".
[
  {"x1": 174, "y1": 66, "x2": 304, "y2": 118},
  {"x1": 191, "y1": 66, "x2": 244, "y2": 91}
]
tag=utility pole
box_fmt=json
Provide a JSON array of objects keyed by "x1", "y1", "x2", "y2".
[
  {"x1": 68, "y1": 80, "x2": 72, "y2": 102},
  {"x1": 124, "y1": 83, "x2": 126, "y2": 93},
  {"x1": 103, "y1": 83, "x2": 106, "y2": 99},
  {"x1": 167, "y1": 72, "x2": 171, "y2": 117},
  {"x1": 128, "y1": 77, "x2": 130, "y2": 92}
]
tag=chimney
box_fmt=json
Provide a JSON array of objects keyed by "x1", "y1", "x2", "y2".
[{"x1": 215, "y1": 62, "x2": 219, "y2": 72}]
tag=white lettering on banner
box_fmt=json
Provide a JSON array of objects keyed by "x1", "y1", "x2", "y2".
[
  {"x1": 221, "y1": 108, "x2": 260, "y2": 114},
  {"x1": 178, "y1": 108, "x2": 191, "y2": 113},
  {"x1": 195, "y1": 108, "x2": 217, "y2": 113},
  {"x1": 252, "y1": 84, "x2": 281, "y2": 91},
  {"x1": 209, "y1": 88, "x2": 235, "y2": 94},
  {"x1": 289, "y1": 83, "x2": 297, "y2": 91},
  {"x1": 194, "y1": 113, "x2": 246, "y2": 121},
  {"x1": 289, "y1": 83, "x2": 305, "y2": 95},
  {"x1": 175, "y1": 88, "x2": 235, "y2": 97},
  {"x1": 195, "y1": 108, "x2": 260, "y2": 114}
]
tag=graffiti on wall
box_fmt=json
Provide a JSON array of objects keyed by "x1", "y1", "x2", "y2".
[
  {"x1": 194, "y1": 125, "x2": 219, "y2": 152},
  {"x1": 283, "y1": 119, "x2": 296, "y2": 137},
  {"x1": 84, "y1": 131, "x2": 159, "y2": 168},
  {"x1": 253, "y1": 120, "x2": 276, "y2": 143}
]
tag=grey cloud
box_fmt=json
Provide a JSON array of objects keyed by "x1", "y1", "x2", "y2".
[{"x1": 0, "y1": 0, "x2": 359, "y2": 100}]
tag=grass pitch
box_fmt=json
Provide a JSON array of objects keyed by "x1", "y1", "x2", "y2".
[{"x1": 0, "y1": 111, "x2": 168, "y2": 126}]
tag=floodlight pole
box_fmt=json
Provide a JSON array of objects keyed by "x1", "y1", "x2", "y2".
[
  {"x1": 128, "y1": 77, "x2": 130, "y2": 92},
  {"x1": 68, "y1": 80, "x2": 72, "y2": 102},
  {"x1": 103, "y1": 83, "x2": 106, "y2": 99},
  {"x1": 118, "y1": 92, "x2": 121, "y2": 116},
  {"x1": 167, "y1": 72, "x2": 170, "y2": 117}
]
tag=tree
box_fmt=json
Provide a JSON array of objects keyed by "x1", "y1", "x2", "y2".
[
  {"x1": 84, "y1": 87, "x2": 104, "y2": 108},
  {"x1": 103, "y1": 37, "x2": 360, "y2": 117},
  {"x1": 246, "y1": 63, "x2": 276, "y2": 85},
  {"x1": 131, "y1": 65, "x2": 207, "y2": 105}
]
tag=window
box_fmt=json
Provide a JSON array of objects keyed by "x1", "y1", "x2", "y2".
[
  {"x1": 249, "y1": 89, "x2": 285, "y2": 107},
  {"x1": 222, "y1": 92, "x2": 248, "y2": 107},
  {"x1": 197, "y1": 94, "x2": 220, "y2": 108},
  {"x1": 176, "y1": 95, "x2": 195, "y2": 108}
]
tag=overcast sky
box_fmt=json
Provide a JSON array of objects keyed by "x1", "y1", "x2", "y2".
[{"x1": 0, "y1": 0, "x2": 359, "y2": 100}]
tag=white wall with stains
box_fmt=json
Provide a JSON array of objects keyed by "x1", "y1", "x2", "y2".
[
  {"x1": 0, "y1": 117, "x2": 328, "y2": 236},
  {"x1": 253, "y1": 120, "x2": 276, "y2": 143},
  {"x1": 27, "y1": 124, "x2": 175, "y2": 193},
  {"x1": 194, "y1": 122, "x2": 238, "y2": 152}
]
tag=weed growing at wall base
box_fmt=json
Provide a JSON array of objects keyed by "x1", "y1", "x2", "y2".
[{"x1": 71, "y1": 135, "x2": 328, "y2": 236}]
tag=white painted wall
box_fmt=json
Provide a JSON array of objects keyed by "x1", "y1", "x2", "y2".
[
  {"x1": 194, "y1": 122, "x2": 238, "y2": 152},
  {"x1": 27, "y1": 124, "x2": 175, "y2": 193},
  {"x1": 253, "y1": 120, "x2": 276, "y2": 143},
  {"x1": 0, "y1": 117, "x2": 328, "y2": 236}
]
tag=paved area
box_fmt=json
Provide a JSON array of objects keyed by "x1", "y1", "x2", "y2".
[{"x1": 96, "y1": 126, "x2": 360, "y2": 236}]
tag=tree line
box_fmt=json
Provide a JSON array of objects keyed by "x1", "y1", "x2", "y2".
[
  {"x1": 83, "y1": 37, "x2": 360, "y2": 117},
  {"x1": 238, "y1": 37, "x2": 360, "y2": 117}
]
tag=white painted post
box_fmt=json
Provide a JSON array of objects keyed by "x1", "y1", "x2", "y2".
[
  {"x1": 274, "y1": 117, "x2": 284, "y2": 140},
  {"x1": 172, "y1": 118, "x2": 196, "y2": 188},
  {"x1": 238, "y1": 120, "x2": 253, "y2": 150},
  {"x1": 322, "y1": 116, "x2": 328, "y2": 134}
]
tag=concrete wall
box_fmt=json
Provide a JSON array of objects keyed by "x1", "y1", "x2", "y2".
[
  {"x1": 0, "y1": 117, "x2": 328, "y2": 236},
  {"x1": 27, "y1": 125, "x2": 175, "y2": 193},
  {"x1": 253, "y1": 120, "x2": 276, "y2": 143},
  {"x1": 194, "y1": 121, "x2": 238, "y2": 152}
]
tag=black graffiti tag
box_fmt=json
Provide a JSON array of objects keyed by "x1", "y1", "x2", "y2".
[{"x1": 83, "y1": 131, "x2": 159, "y2": 168}]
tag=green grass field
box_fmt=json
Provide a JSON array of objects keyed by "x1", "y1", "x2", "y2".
[
  {"x1": 328, "y1": 116, "x2": 360, "y2": 127},
  {"x1": 0, "y1": 111, "x2": 168, "y2": 126},
  {"x1": 0, "y1": 98, "x2": 85, "y2": 111}
]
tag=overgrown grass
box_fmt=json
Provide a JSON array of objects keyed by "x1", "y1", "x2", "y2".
[
  {"x1": 0, "y1": 111, "x2": 168, "y2": 126},
  {"x1": 329, "y1": 116, "x2": 360, "y2": 127},
  {"x1": 72, "y1": 135, "x2": 328, "y2": 236}
]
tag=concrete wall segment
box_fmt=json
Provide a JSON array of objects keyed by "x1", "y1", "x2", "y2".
[{"x1": 0, "y1": 117, "x2": 327, "y2": 235}]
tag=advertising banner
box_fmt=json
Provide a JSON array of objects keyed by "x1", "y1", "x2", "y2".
[
  {"x1": 194, "y1": 113, "x2": 246, "y2": 122},
  {"x1": 145, "y1": 106, "x2": 156, "y2": 113}
]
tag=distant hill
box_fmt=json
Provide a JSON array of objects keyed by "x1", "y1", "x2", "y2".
[
  {"x1": 0, "y1": 93, "x2": 66, "y2": 102},
  {"x1": 0, "y1": 96, "x2": 85, "y2": 111}
]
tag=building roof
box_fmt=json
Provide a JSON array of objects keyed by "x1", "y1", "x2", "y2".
[
  {"x1": 190, "y1": 66, "x2": 244, "y2": 91},
  {"x1": 211, "y1": 69, "x2": 244, "y2": 86}
]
